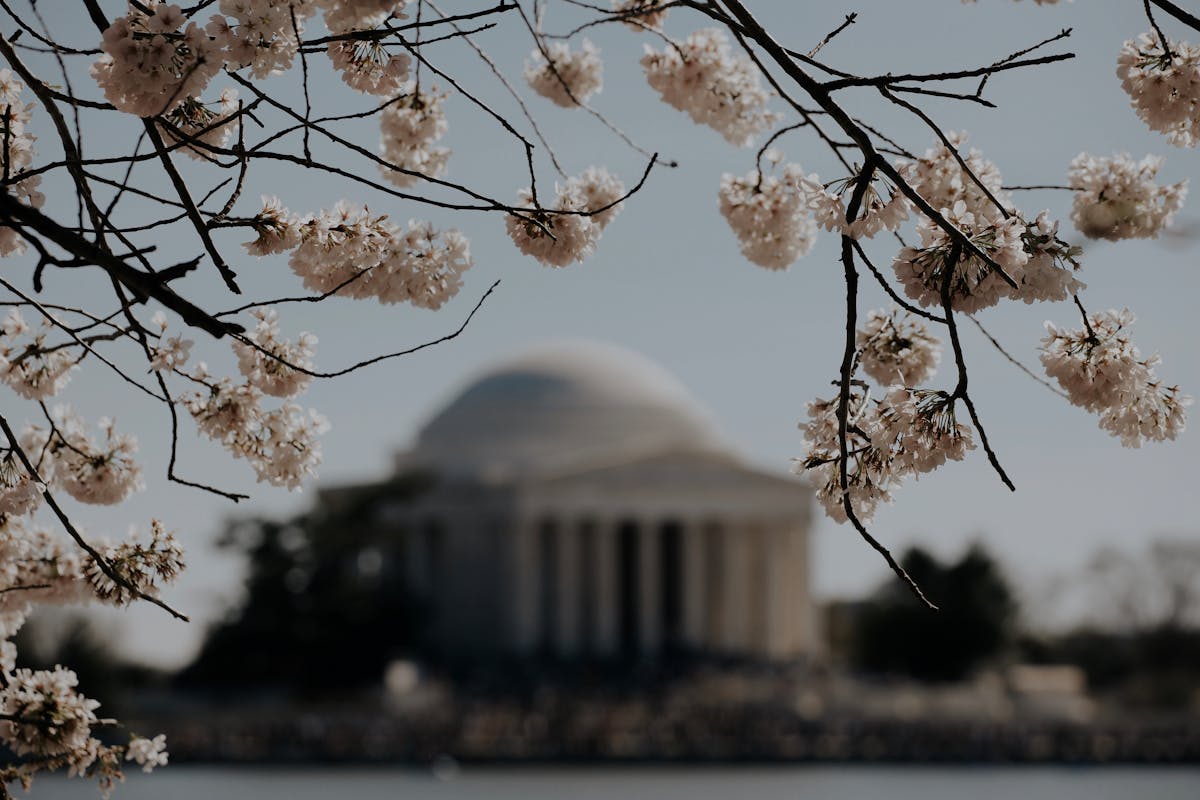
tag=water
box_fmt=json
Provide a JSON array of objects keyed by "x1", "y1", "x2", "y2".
[{"x1": 22, "y1": 766, "x2": 1200, "y2": 800}]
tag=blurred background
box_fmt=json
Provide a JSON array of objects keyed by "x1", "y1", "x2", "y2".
[{"x1": 9, "y1": 0, "x2": 1200, "y2": 797}]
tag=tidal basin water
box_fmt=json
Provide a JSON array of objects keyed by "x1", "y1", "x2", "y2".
[{"x1": 24, "y1": 766, "x2": 1200, "y2": 799}]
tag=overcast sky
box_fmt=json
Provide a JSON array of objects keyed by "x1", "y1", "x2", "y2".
[{"x1": 10, "y1": 1, "x2": 1199, "y2": 667}]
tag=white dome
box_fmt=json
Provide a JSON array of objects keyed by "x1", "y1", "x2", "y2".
[{"x1": 410, "y1": 341, "x2": 730, "y2": 479}]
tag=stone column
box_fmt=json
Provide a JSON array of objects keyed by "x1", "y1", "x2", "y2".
[
  {"x1": 512, "y1": 517, "x2": 541, "y2": 654},
  {"x1": 789, "y1": 521, "x2": 816, "y2": 657},
  {"x1": 764, "y1": 523, "x2": 788, "y2": 660},
  {"x1": 703, "y1": 522, "x2": 725, "y2": 650},
  {"x1": 682, "y1": 520, "x2": 707, "y2": 650},
  {"x1": 746, "y1": 523, "x2": 769, "y2": 658},
  {"x1": 592, "y1": 518, "x2": 619, "y2": 656},
  {"x1": 721, "y1": 522, "x2": 750, "y2": 652},
  {"x1": 638, "y1": 522, "x2": 661, "y2": 655},
  {"x1": 555, "y1": 519, "x2": 582, "y2": 657}
]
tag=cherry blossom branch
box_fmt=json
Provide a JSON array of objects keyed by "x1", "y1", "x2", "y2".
[
  {"x1": 966, "y1": 313, "x2": 1068, "y2": 400},
  {"x1": 938, "y1": 241, "x2": 1015, "y2": 493},
  {"x1": 0, "y1": 413, "x2": 190, "y2": 623},
  {"x1": 1148, "y1": 0, "x2": 1200, "y2": 33}
]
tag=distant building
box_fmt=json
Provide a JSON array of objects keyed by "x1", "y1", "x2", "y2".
[{"x1": 331, "y1": 341, "x2": 817, "y2": 663}]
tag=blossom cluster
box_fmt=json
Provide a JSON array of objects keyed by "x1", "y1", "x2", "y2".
[
  {"x1": 797, "y1": 172, "x2": 911, "y2": 240},
  {"x1": 797, "y1": 387, "x2": 974, "y2": 523},
  {"x1": 232, "y1": 309, "x2": 317, "y2": 398},
  {"x1": 0, "y1": 661, "x2": 166, "y2": 793},
  {"x1": 892, "y1": 203, "x2": 1082, "y2": 313},
  {"x1": 0, "y1": 509, "x2": 179, "y2": 792},
  {"x1": 0, "y1": 449, "x2": 43, "y2": 517},
  {"x1": 380, "y1": 86, "x2": 451, "y2": 188},
  {"x1": 896, "y1": 132, "x2": 1011, "y2": 220},
  {"x1": 642, "y1": 28, "x2": 779, "y2": 147},
  {"x1": 245, "y1": 197, "x2": 473, "y2": 310},
  {"x1": 1040, "y1": 308, "x2": 1190, "y2": 447},
  {"x1": 1117, "y1": 32, "x2": 1200, "y2": 147},
  {"x1": 891, "y1": 202, "x2": 1029, "y2": 314},
  {"x1": 612, "y1": 0, "x2": 669, "y2": 31},
  {"x1": 1068, "y1": 152, "x2": 1187, "y2": 240},
  {"x1": 0, "y1": 310, "x2": 78, "y2": 401},
  {"x1": 506, "y1": 167, "x2": 625, "y2": 267},
  {"x1": 317, "y1": 0, "x2": 410, "y2": 96},
  {"x1": 183, "y1": 364, "x2": 329, "y2": 491},
  {"x1": 86, "y1": 519, "x2": 185, "y2": 605},
  {"x1": 96, "y1": 0, "x2": 415, "y2": 119},
  {"x1": 158, "y1": 88, "x2": 239, "y2": 160},
  {"x1": 148, "y1": 311, "x2": 194, "y2": 373},
  {"x1": 0, "y1": 69, "x2": 44, "y2": 257},
  {"x1": 208, "y1": 0, "x2": 315, "y2": 78},
  {"x1": 23, "y1": 407, "x2": 145, "y2": 507},
  {"x1": 525, "y1": 40, "x2": 604, "y2": 108},
  {"x1": 856, "y1": 308, "x2": 942, "y2": 387},
  {"x1": 93, "y1": 3, "x2": 225, "y2": 117},
  {"x1": 718, "y1": 163, "x2": 816, "y2": 270}
]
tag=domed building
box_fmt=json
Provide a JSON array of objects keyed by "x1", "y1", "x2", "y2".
[{"x1": 365, "y1": 341, "x2": 817, "y2": 663}]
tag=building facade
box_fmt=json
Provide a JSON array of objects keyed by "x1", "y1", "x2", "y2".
[{"x1": 363, "y1": 342, "x2": 817, "y2": 662}]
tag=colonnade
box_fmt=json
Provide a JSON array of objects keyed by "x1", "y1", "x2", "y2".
[{"x1": 511, "y1": 515, "x2": 810, "y2": 661}]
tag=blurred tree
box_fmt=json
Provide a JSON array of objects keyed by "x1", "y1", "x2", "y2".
[
  {"x1": 12, "y1": 612, "x2": 165, "y2": 715},
  {"x1": 1021, "y1": 538, "x2": 1200, "y2": 708},
  {"x1": 853, "y1": 544, "x2": 1017, "y2": 682},
  {"x1": 178, "y1": 472, "x2": 433, "y2": 693}
]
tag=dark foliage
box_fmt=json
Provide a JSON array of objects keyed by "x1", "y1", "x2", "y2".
[
  {"x1": 178, "y1": 472, "x2": 434, "y2": 692},
  {"x1": 853, "y1": 544, "x2": 1017, "y2": 682}
]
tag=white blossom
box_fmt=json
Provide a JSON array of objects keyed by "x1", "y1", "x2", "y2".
[
  {"x1": 0, "y1": 450, "x2": 44, "y2": 517},
  {"x1": 253, "y1": 403, "x2": 329, "y2": 489},
  {"x1": 566, "y1": 166, "x2": 625, "y2": 231},
  {"x1": 891, "y1": 202, "x2": 1029, "y2": 314},
  {"x1": 243, "y1": 195, "x2": 301, "y2": 257},
  {"x1": 1117, "y1": 32, "x2": 1200, "y2": 147},
  {"x1": 92, "y1": 2, "x2": 224, "y2": 117},
  {"x1": 183, "y1": 368, "x2": 263, "y2": 449},
  {"x1": 642, "y1": 28, "x2": 779, "y2": 147},
  {"x1": 896, "y1": 132, "x2": 1011, "y2": 221},
  {"x1": 0, "y1": 667, "x2": 100, "y2": 758},
  {"x1": 126, "y1": 734, "x2": 169, "y2": 773},
  {"x1": 718, "y1": 163, "x2": 816, "y2": 270},
  {"x1": 0, "y1": 310, "x2": 78, "y2": 400},
  {"x1": 0, "y1": 515, "x2": 88, "y2": 612},
  {"x1": 147, "y1": 310, "x2": 193, "y2": 373},
  {"x1": 182, "y1": 368, "x2": 329, "y2": 490},
  {"x1": 326, "y1": 39, "x2": 409, "y2": 96},
  {"x1": 210, "y1": 0, "x2": 315, "y2": 77},
  {"x1": 612, "y1": 0, "x2": 669, "y2": 31},
  {"x1": 232, "y1": 309, "x2": 317, "y2": 398},
  {"x1": 158, "y1": 88, "x2": 239, "y2": 160},
  {"x1": 869, "y1": 387, "x2": 975, "y2": 476},
  {"x1": 796, "y1": 391, "x2": 899, "y2": 524},
  {"x1": 283, "y1": 202, "x2": 472, "y2": 307},
  {"x1": 315, "y1": 0, "x2": 406, "y2": 33},
  {"x1": 85, "y1": 520, "x2": 184, "y2": 605},
  {"x1": 379, "y1": 85, "x2": 451, "y2": 188},
  {"x1": 29, "y1": 409, "x2": 145, "y2": 506},
  {"x1": 525, "y1": 40, "x2": 604, "y2": 108},
  {"x1": 857, "y1": 308, "x2": 942, "y2": 387},
  {"x1": 1009, "y1": 211, "x2": 1084, "y2": 304},
  {"x1": 1068, "y1": 152, "x2": 1188, "y2": 240},
  {"x1": 1040, "y1": 308, "x2": 1191, "y2": 446},
  {"x1": 0, "y1": 70, "x2": 44, "y2": 257},
  {"x1": 796, "y1": 171, "x2": 910, "y2": 240},
  {"x1": 506, "y1": 169, "x2": 624, "y2": 267}
]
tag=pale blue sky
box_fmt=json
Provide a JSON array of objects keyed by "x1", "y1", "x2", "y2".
[{"x1": 8, "y1": 1, "x2": 1198, "y2": 666}]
